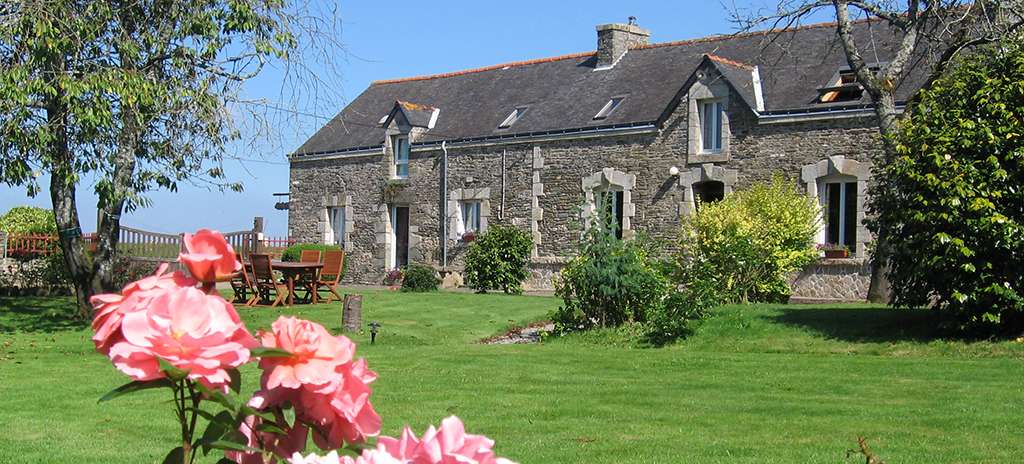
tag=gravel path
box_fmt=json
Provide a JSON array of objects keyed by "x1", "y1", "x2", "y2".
[{"x1": 482, "y1": 323, "x2": 555, "y2": 345}]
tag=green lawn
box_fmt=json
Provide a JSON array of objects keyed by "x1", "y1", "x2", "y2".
[{"x1": 1, "y1": 291, "x2": 1022, "y2": 463}]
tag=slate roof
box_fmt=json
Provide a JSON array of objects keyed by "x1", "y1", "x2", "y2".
[{"x1": 294, "y1": 19, "x2": 929, "y2": 157}]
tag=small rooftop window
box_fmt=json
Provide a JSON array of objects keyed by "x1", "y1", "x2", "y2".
[
  {"x1": 817, "y1": 66, "x2": 880, "y2": 103},
  {"x1": 498, "y1": 106, "x2": 528, "y2": 129},
  {"x1": 593, "y1": 97, "x2": 625, "y2": 120}
]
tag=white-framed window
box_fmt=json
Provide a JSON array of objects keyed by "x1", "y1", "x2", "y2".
[
  {"x1": 498, "y1": 106, "x2": 528, "y2": 129},
  {"x1": 392, "y1": 135, "x2": 409, "y2": 179},
  {"x1": 593, "y1": 97, "x2": 625, "y2": 120},
  {"x1": 823, "y1": 181, "x2": 857, "y2": 249},
  {"x1": 699, "y1": 100, "x2": 724, "y2": 153},
  {"x1": 458, "y1": 200, "x2": 482, "y2": 234},
  {"x1": 326, "y1": 207, "x2": 345, "y2": 246}
]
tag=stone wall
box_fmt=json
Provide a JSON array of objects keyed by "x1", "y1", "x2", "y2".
[
  {"x1": 289, "y1": 63, "x2": 885, "y2": 293},
  {"x1": 789, "y1": 258, "x2": 872, "y2": 302}
]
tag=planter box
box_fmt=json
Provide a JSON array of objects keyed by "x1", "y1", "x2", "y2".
[{"x1": 824, "y1": 249, "x2": 850, "y2": 259}]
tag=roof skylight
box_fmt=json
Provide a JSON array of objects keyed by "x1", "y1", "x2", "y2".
[
  {"x1": 498, "y1": 106, "x2": 529, "y2": 129},
  {"x1": 593, "y1": 97, "x2": 625, "y2": 120}
]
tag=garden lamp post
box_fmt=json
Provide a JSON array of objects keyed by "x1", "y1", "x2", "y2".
[{"x1": 369, "y1": 321, "x2": 380, "y2": 344}]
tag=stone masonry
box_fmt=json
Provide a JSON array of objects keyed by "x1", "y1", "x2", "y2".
[{"x1": 289, "y1": 64, "x2": 881, "y2": 301}]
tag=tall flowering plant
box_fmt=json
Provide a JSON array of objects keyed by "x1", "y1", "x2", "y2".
[{"x1": 91, "y1": 229, "x2": 516, "y2": 464}]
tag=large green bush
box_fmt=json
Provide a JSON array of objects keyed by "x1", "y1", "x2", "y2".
[
  {"x1": 0, "y1": 206, "x2": 56, "y2": 234},
  {"x1": 464, "y1": 225, "x2": 533, "y2": 294},
  {"x1": 677, "y1": 175, "x2": 819, "y2": 303},
  {"x1": 869, "y1": 38, "x2": 1024, "y2": 335},
  {"x1": 280, "y1": 243, "x2": 341, "y2": 262},
  {"x1": 551, "y1": 211, "x2": 671, "y2": 333},
  {"x1": 401, "y1": 263, "x2": 440, "y2": 292}
]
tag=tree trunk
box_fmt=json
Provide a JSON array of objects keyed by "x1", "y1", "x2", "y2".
[{"x1": 45, "y1": 61, "x2": 102, "y2": 319}]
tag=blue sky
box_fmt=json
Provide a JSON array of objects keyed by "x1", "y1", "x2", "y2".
[{"x1": 0, "y1": 0, "x2": 829, "y2": 236}]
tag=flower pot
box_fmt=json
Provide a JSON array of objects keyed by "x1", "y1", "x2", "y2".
[{"x1": 824, "y1": 249, "x2": 849, "y2": 259}]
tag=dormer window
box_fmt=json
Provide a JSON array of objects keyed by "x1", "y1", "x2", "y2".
[
  {"x1": 699, "y1": 99, "x2": 724, "y2": 153},
  {"x1": 817, "y1": 66, "x2": 880, "y2": 103},
  {"x1": 392, "y1": 135, "x2": 409, "y2": 179},
  {"x1": 593, "y1": 97, "x2": 625, "y2": 120},
  {"x1": 498, "y1": 106, "x2": 528, "y2": 129}
]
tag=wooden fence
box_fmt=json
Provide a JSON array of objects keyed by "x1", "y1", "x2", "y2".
[{"x1": 3, "y1": 221, "x2": 293, "y2": 261}]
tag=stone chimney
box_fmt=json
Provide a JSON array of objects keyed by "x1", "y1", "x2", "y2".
[{"x1": 595, "y1": 17, "x2": 650, "y2": 69}]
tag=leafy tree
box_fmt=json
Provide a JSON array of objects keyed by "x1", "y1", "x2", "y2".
[
  {"x1": 464, "y1": 225, "x2": 533, "y2": 294},
  {"x1": 871, "y1": 37, "x2": 1024, "y2": 335},
  {"x1": 0, "y1": 206, "x2": 56, "y2": 234},
  {"x1": 731, "y1": 1, "x2": 1024, "y2": 303},
  {"x1": 0, "y1": 1, "x2": 334, "y2": 317}
]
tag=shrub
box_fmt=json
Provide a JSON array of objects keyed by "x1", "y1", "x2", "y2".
[
  {"x1": 0, "y1": 206, "x2": 57, "y2": 234},
  {"x1": 677, "y1": 175, "x2": 819, "y2": 303},
  {"x1": 401, "y1": 263, "x2": 440, "y2": 292},
  {"x1": 280, "y1": 243, "x2": 340, "y2": 262},
  {"x1": 551, "y1": 213, "x2": 671, "y2": 333},
  {"x1": 870, "y1": 39, "x2": 1024, "y2": 335},
  {"x1": 464, "y1": 225, "x2": 533, "y2": 294}
]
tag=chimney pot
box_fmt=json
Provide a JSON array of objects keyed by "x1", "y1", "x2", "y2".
[{"x1": 595, "y1": 20, "x2": 650, "y2": 69}]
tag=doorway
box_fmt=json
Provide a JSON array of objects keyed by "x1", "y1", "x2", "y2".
[{"x1": 390, "y1": 205, "x2": 409, "y2": 268}]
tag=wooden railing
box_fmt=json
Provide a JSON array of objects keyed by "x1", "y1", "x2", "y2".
[
  {"x1": 118, "y1": 226, "x2": 183, "y2": 260},
  {"x1": 3, "y1": 219, "x2": 293, "y2": 261},
  {"x1": 4, "y1": 233, "x2": 61, "y2": 257},
  {"x1": 260, "y1": 236, "x2": 296, "y2": 259}
]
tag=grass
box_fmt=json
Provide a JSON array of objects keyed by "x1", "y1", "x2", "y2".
[{"x1": 1, "y1": 291, "x2": 1022, "y2": 463}]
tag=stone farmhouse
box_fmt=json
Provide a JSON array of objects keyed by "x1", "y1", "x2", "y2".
[{"x1": 287, "y1": 18, "x2": 925, "y2": 299}]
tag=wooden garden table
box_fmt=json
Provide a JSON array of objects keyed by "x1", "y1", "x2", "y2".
[{"x1": 270, "y1": 260, "x2": 323, "y2": 306}]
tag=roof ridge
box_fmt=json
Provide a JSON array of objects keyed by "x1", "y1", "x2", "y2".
[
  {"x1": 705, "y1": 54, "x2": 755, "y2": 70},
  {"x1": 371, "y1": 16, "x2": 878, "y2": 86},
  {"x1": 636, "y1": 16, "x2": 876, "y2": 51},
  {"x1": 373, "y1": 51, "x2": 594, "y2": 85}
]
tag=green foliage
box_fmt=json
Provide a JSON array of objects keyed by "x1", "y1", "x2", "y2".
[
  {"x1": 870, "y1": 38, "x2": 1024, "y2": 335},
  {"x1": 677, "y1": 175, "x2": 819, "y2": 303},
  {"x1": 464, "y1": 225, "x2": 533, "y2": 294},
  {"x1": 401, "y1": 263, "x2": 440, "y2": 292},
  {"x1": 0, "y1": 206, "x2": 56, "y2": 235},
  {"x1": 551, "y1": 209, "x2": 672, "y2": 333}
]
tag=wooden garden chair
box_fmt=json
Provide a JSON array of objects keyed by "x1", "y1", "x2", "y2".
[
  {"x1": 250, "y1": 253, "x2": 287, "y2": 307},
  {"x1": 296, "y1": 249, "x2": 322, "y2": 303},
  {"x1": 315, "y1": 249, "x2": 345, "y2": 303},
  {"x1": 229, "y1": 253, "x2": 258, "y2": 306}
]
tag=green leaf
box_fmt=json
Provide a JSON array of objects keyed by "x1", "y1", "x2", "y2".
[
  {"x1": 162, "y1": 446, "x2": 184, "y2": 464},
  {"x1": 158, "y1": 358, "x2": 189, "y2": 381},
  {"x1": 227, "y1": 368, "x2": 242, "y2": 394},
  {"x1": 98, "y1": 378, "x2": 174, "y2": 403},
  {"x1": 250, "y1": 347, "x2": 293, "y2": 358},
  {"x1": 204, "y1": 440, "x2": 260, "y2": 453},
  {"x1": 255, "y1": 422, "x2": 287, "y2": 435},
  {"x1": 199, "y1": 411, "x2": 234, "y2": 455}
]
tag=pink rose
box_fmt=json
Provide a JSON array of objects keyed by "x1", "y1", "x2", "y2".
[
  {"x1": 255, "y1": 317, "x2": 381, "y2": 449},
  {"x1": 259, "y1": 317, "x2": 355, "y2": 393},
  {"x1": 110, "y1": 285, "x2": 256, "y2": 389},
  {"x1": 179, "y1": 229, "x2": 241, "y2": 283},
  {"x1": 376, "y1": 416, "x2": 517, "y2": 464},
  {"x1": 90, "y1": 263, "x2": 197, "y2": 354}
]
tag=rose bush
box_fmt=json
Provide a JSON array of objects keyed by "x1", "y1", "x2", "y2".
[{"x1": 91, "y1": 229, "x2": 516, "y2": 464}]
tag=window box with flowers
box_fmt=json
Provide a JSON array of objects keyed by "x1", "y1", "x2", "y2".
[{"x1": 817, "y1": 243, "x2": 850, "y2": 259}]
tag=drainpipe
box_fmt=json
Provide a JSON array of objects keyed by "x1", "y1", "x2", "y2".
[
  {"x1": 500, "y1": 149, "x2": 506, "y2": 220},
  {"x1": 441, "y1": 141, "x2": 449, "y2": 268}
]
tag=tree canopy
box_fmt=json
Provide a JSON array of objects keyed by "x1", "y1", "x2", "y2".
[{"x1": 872, "y1": 35, "x2": 1024, "y2": 335}]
